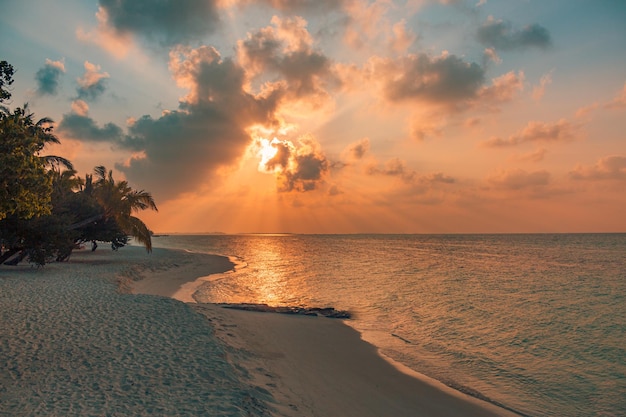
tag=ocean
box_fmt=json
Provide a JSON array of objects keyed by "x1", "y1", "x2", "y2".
[{"x1": 150, "y1": 233, "x2": 626, "y2": 417}]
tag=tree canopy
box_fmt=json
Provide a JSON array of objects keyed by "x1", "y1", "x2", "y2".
[
  {"x1": 0, "y1": 60, "x2": 15, "y2": 103},
  {"x1": 0, "y1": 61, "x2": 158, "y2": 265}
]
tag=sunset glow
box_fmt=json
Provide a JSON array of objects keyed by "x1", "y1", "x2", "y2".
[{"x1": 2, "y1": 0, "x2": 625, "y2": 233}]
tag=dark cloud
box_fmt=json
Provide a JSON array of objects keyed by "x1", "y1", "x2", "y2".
[
  {"x1": 58, "y1": 113, "x2": 123, "y2": 142},
  {"x1": 477, "y1": 19, "x2": 551, "y2": 51},
  {"x1": 259, "y1": 138, "x2": 329, "y2": 192},
  {"x1": 265, "y1": 140, "x2": 292, "y2": 173},
  {"x1": 346, "y1": 138, "x2": 370, "y2": 160},
  {"x1": 236, "y1": 0, "x2": 346, "y2": 14},
  {"x1": 238, "y1": 17, "x2": 338, "y2": 104},
  {"x1": 376, "y1": 53, "x2": 485, "y2": 105},
  {"x1": 281, "y1": 153, "x2": 329, "y2": 192},
  {"x1": 76, "y1": 62, "x2": 109, "y2": 102},
  {"x1": 77, "y1": 80, "x2": 107, "y2": 101},
  {"x1": 278, "y1": 149, "x2": 329, "y2": 192},
  {"x1": 114, "y1": 46, "x2": 281, "y2": 199},
  {"x1": 98, "y1": 0, "x2": 220, "y2": 46},
  {"x1": 34, "y1": 59, "x2": 65, "y2": 96}
]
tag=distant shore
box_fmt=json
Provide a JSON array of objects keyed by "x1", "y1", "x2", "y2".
[{"x1": 1, "y1": 245, "x2": 517, "y2": 416}]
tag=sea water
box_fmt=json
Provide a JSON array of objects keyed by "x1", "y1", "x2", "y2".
[{"x1": 150, "y1": 234, "x2": 626, "y2": 417}]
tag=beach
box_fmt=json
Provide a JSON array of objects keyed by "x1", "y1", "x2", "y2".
[{"x1": 1, "y1": 246, "x2": 517, "y2": 416}]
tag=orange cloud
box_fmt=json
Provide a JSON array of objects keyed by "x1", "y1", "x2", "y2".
[
  {"x1": 343, "y1": 137, "x2": 371, "y2": 161},
  {"x1": 605, "y1": 83, "x2": 626, "y2": 109},
  {"x1": 483, "y1": 47, "x2": 501, "y2": 65},
  {"x1": 570, "y1": 155, "x2": 626, "y2": 181},
  {"x1": 343, "y1": 0, "x2": 390, "y2": 50},
  {"x1": 389, "y1": 19, "x2": 418, "y2": 54},
  {"x1": 532, "y1": 70, "x2": 553, "y2": 100},
  {"x1": 77, "y1": 61, "x2": 110, "y2": 98},
  {"x1": 487, "y1": 168, "x2": 550, "y2": 190},
  {"x1": 76, "y1": 7, "x2": 134, "y2": 59},
  {"x1": 410, "y1": 116, "x2": 445, "y2": 141},
  {"x1": 483, "y1": 119, "x2": 578, "y2": 147},
  {"x1": 515, "y1": 148, "x2": 548, "y2": 163},
  {"x1": 70, "y1": 100, "x2": 89, "y2": 116},
  {"x1": 479, "y1": 70, "x2": 525, "y2": 102}
]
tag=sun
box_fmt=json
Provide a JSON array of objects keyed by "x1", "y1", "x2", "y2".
[{"x1": 256, "y1": 138, "x2": 280, "y2": 172}]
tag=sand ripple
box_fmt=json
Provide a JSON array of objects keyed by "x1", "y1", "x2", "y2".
[{"x1": 0, "y1": 248, "x2": 271, "y2": 416}]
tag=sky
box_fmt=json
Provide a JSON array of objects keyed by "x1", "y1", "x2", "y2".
[{"x1": 1, "y1": 0, "x2": 625, "y2": 234}]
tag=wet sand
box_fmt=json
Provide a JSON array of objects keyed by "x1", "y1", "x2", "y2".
[{"x1": 1, "y1": 245, "x2": 517, "y2": 416}]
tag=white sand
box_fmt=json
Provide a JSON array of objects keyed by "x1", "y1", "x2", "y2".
[
  {"x1": 1, "y1": 245, "x2": 518, "y2": 417},
  {"x1": 0, "y1": 247, "x2": 270, "y2": 416}
]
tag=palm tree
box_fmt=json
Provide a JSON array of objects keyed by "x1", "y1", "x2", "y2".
[{"x1": 90, "y1": 166, "x2": 158, "y2": 252}]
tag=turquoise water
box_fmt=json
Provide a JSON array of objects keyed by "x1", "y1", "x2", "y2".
[{"x1": 151, "y1": 234, "x2": 626, "y2": 417}]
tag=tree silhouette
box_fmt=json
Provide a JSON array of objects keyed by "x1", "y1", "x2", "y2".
[{"x1": 88, "y1": 166, "x2": 158, "y2": 252}]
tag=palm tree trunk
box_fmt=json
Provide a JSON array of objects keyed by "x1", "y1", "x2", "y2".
[
  {"x1": 0, "y1": 247, "x2": 20, "y2": 264},
  {"x1": 3, "y1": 249, "x2": 27, "y2": 265},
  {"x1": 66, "y1": 214, "x2": 103, "y2": 230}
]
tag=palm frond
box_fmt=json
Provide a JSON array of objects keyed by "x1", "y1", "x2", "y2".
[
  {"x1": 125, "y1": 190, "x2": 158, "y2": 212},
  {"x1": 93, "y1": 166, "x2": 108, "y2": 182},
  {"x1": 125, "y1": 216, "x2": 153, "y2": 252},
  {"x1": 44, "y1": 155, "x2": 74, "y2": 170}
]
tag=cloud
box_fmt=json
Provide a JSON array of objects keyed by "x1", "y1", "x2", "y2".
[
  {"x1": 227, "y1": 0, "x2": 347, "y2": 14},
  {"x1": 410, "y1": 116, "x2": 445, "y2": 141},
  {"x1": 482, "y1": 47, "x2": 501, "y2": 65},
  {"x1": 114, "y1": 45, "x2": 281, "y2": 199},
  {"x1": 96, "y1": 0, "x2": 220, "y2": 46},
  {"x1": 478, "y1": 70, "x2": 524, "y2": 102},
  {"x1": 464, "y1": 117, "x2": 481, "y2": 128},
  {"x1": 58, "y1": 113, "x2": 124, "y2": 142},
  {"x1": 71, "y1": 99, "x2": 90, "y2": 116},
  {"x1": 605, "y1": 83, "x2": 626, "y2": 109},
  {"x1": 237, "y1": 16, "x2": 338, "y2": 107},
  {"x1": 343, "y1": 0, "x2": 391, "y2": 50},
  {"x1": 477, "y1": 17, "x2": 551, "y2": 51},
  {"x1": 575, "y1": 102, "x2": 600, "y2": 119},
  {"x1": 76, "y1": 7, "x2": 135, "y2": 58},
  {"x1": 532, "y1": 70, "x2": 553, "y2": 100},
  {"x1": 257, "y1": 136, "x2": 330, "y2": 192},
  {"x1": 570, "y1": 155, "x2": 626, "y2": 181},
  {"x1": 366, "y1": 158, "x2": 455, "y2": 186},
  {"x1": 389, "y1": 19, "x2": 417, "y2": 53},
  {"x1": 76, "y1": 61, "x2": 109, "y2": 101},
  {"x1": 34, "y1": 59, "x2": 65, "y2": 96},
  {"x1": 368, "y1": 158, "x2": 416, "y2": 183},
  {"x1": 516, "y1": 148, "x2": 548, "y2": 163},
  {"x1": 483, "y1": 119, "x2": 578, "y2": 147},
  {"x1": 487, "y1": 168, "x2": 550, "y2": 190},
  {"x1": 371, "y1": 52, "x2": 485, "y2": 106},
  {"x1": 343, "y1": 137, "x2": 370, "y2": 160}
]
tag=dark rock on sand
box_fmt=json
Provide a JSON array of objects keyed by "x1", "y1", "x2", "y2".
[{"x1": 218, "y1": 303, "x2": 351, "y2": 319}]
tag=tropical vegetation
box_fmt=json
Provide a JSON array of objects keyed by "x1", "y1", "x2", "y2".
[{"x1": 0, "y1": 61, "x2": 157, "y2": 265}]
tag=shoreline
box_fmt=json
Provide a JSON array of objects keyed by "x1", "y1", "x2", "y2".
[
  {"x1": 130, "y1": 246, "x2": 519, "y2": 417},
  {"x1": 1, "y1": 246, "x2": 518, "y2": 416}
]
